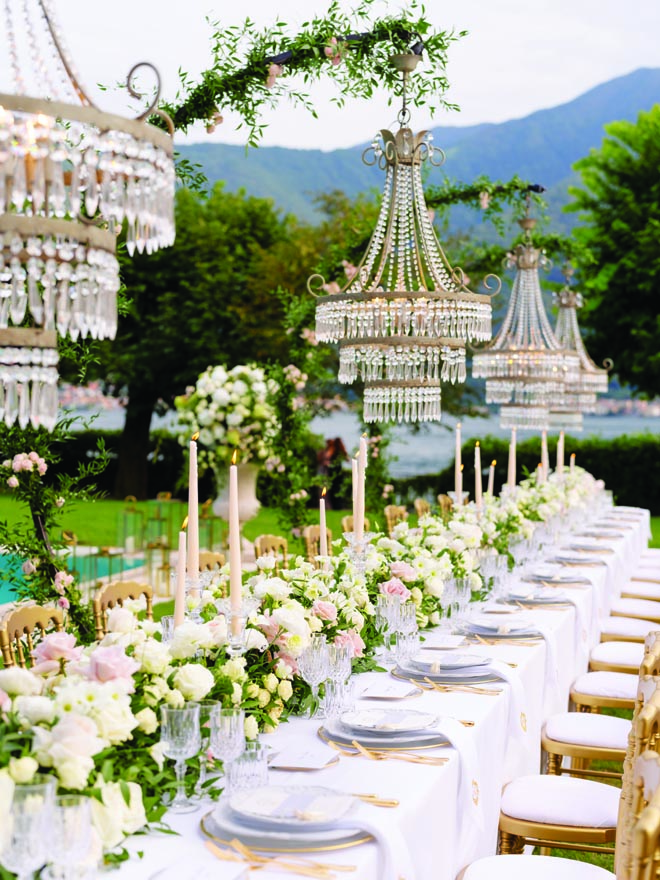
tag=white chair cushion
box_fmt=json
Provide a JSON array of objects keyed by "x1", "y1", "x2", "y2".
[
  {"x1": 572, "y1": 670, "x2": 638, "y2": 699},
  {"x1": 544, "y1": 712, "x2": 630, "y2": 749},
  {"x1": 610, "y1": 598, "x2": 660, "y2": 620},
  {"x1": 600, "y1": 616, "x2": 658, "y2": 637},
  {"x1": 500, "y1": 775, "x2": 620, "y2": 827},
  {"x1": 463, "y1": 855, "x2": 614, "y2": 880},
  {"x1": 622, "y1": 581, "x2": 660, "y2": 599},
  {"x1": 590, "y1": 640, "x2": 645, "y2": 667},
  {"x1": 642, "y1": 549, "x2": 660, "y2": 560}
]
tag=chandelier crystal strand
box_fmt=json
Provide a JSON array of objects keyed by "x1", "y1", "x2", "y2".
[
  {"x1": 472, "y1": 214, "x2": 580, "y2": 432},
  {"x1": 0, "y1": 0, "x2": 175, "y2": 430},
  {"x1": 311, "y1": 54, "x2": 496, "y2": 425}
]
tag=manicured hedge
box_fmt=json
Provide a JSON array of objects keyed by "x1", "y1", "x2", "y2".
[{"x1": 392, "y1": 433, "x2": 660, "y2": 515}]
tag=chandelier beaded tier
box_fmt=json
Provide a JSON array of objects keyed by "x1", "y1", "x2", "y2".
[
  {"x1": 0, "y1": 0, "x2": 175, "y2": 430},
  {"x1": 548, "y1": 270, "x2": 609, "y2": 431},
  {"x1": 311, "y1": 54, "x2": 497, "y2": 425},
  {"x1": 472, "y1": 215, "x2": 580, "y2": 432}
]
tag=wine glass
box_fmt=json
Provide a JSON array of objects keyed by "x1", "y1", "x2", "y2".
[
  {"x1": 191, "y1": 700, "x2": 219, "y2": 802},
  {"x1": 44, "y1": 795, "x2": 93, "y2": 880},
  {"x1": 323, "y1": 642, "x2": 352, "y2": 716},
  {"x1": 160, "y1": 704, "x2": 201, "y2": 813},
  {"x1": 0, "y1": 774, "x2": 56, "y2": 880},
  {"x1": 297, "y1": 635, "x2": 329, "y2": 716},
  {"x1": 209, "y1": 707, "x2": 245, "y2": 796},
  {"x1": 396, "y1": 602, "x2": 419, "y2": 661},
  {"x1": 375, "y1": 595, "x2": 401, "y2": 662}
]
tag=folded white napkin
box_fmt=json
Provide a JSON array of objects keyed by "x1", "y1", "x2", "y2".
[
  {"x1": 480, "y1": 660, "x2": 529, "y2": 747},
  {"x1": 433, "y1": 717, "x2": 484, "y2": 854},
  {"x1": 335, "y1": 816, "x2": 414, "y2": 880},
  {"x1": 528, "y1": 620, "x2": 559, "y2": 687}
]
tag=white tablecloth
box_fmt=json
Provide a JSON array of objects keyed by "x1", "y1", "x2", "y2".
[{"x1": 116, "y1": 508, "x2": 648, "y2": 880}]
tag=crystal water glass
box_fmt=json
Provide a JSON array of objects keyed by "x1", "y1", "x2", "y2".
[
  {"x1": 0, "y1": 774, "x2": 56, "y2": 880},
  {"x1": 226, "y1": 740, "x2": 269, "y2": 792},
  {"x1": 481, "y1": 555, "x2": 509, "y2": 598},
  {"x1": 375, "y1": 595, "x2": 401, "y2": 661},
  {"x1": 160, "y1": 704, "x2": 201, "y2": 813},
  {"x1": 447, "y1": 577, "x2": 471, "y2": 624},
  {"x1": 209, "y1": 707, "x2": 246, "y2": 796},
  {"x1": 323, "y1": 642, "x2": 353, "y2": 716},
  {"x1": 191, "y1": 700, "x2": 219, "y2": 801},
  {"x1": 160, "y1": 614, "x2": 175, "y2": 644},
  {"x1": 297, "y1": 634, "x2": 330, "y2": 716},
  {"x1": 45, "y1": 795, "x2": 93, "y2": 880},
  {"x1": 395, "y1": 602, "x2": 420, "y2": 661}
]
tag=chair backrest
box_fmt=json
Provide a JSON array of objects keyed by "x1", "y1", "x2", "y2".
[
  {"x1": 198, "y1": 551, "x2": 226, "y2": 571},
  {"x1": 437, "y1": 494, "x2": 453, "y2": 516},
  {"x1": 629, "y1": 751, "x2": 660, "y2": 880},
  {"x1": 0, "y1": 604, "x2": 64, "y2": 668},
  {"x1": 302, "y1": 525, "x2": 332, "y2": 567},
  {"x1": 92, "y1": 580, "x2": 153, "y2": 640},
  {"x1": 253, "y1": 535, "x2": 288, "y2": 573},
  {"x1": 384, "y1": 505, "x2": 407, "y2": 535},
  {"x1": 340, "y1": 515, "x2": 370, "y2": 534},
  {"x1": 414, "y1": 498, "x2": 431, "y2": 518}
]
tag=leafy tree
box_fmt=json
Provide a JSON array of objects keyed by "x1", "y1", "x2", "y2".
[{"x1": 569, "y1": 107, "x2": 660, "y2": 397}]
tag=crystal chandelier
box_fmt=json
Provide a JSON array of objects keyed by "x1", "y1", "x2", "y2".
[
  {"x1": 0, "y1": 0, "x2": 175, "y2": 430},
  {"x1": 311, "y1": 54, "x2": 497, "y2": 424},
  {"x1": 472, "y1": 212, "x2": 580, "y2": 432},
  {"x1": 548, "y1": 267, "x2": 609, "y2": 431}
]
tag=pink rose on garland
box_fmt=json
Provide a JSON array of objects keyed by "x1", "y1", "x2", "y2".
[
  {"x1": 311, "y1": 600, "x2": 337, "y2": 622},
  {"x1": 379, "y1": 577, "x2": 411, "y2": 599},
  {"x1": 334, "y1": 629, "x2": 365, "y2": 658},
  {"x1": 33, "y1": 632, "x2": 83, "y2": 674},
  {"x1": 88, "y1": 646, "x2": 139, "y2": 687},
  {"x1": 390, "y1": 562, "x2": 417, "y2": 582}
]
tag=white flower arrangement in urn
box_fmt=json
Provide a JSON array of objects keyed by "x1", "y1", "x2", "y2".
[{"x1": 176, "y1": 363, "x2": 279, "y2": 483}]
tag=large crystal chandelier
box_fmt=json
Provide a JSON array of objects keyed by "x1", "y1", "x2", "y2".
[
  {"x1": 472, "y1": 212, "x2": 580, "y2": 431},
  {"x1": 311, "y1": 54, "x2": 497, "y2": 424},
  {"x1": 0, "y1": 0, "x2": 175, "y2": 431},
  {"x1": 548, "y1": 267, "x2": 609, "y2": 432}
]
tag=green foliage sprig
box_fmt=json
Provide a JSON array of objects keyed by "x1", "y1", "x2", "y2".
[{"x1": 163, "y1": 0, "x2": 465, "y2": 145}]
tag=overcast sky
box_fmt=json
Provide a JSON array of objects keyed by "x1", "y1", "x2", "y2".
[{"x1": 4, "y1": 0, "x2": 659, "y2": 150}]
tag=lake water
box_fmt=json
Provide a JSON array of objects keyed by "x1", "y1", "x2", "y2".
[{"x1": 75, "y1": 406, "x2": 660, "y2": 479}]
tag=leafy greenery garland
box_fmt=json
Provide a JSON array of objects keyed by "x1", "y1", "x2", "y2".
[{"x1": 161, "y1": 0, "x2": 465, "y2": 145}]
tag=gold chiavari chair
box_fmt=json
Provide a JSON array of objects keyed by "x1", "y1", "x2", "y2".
[
  {"x1": 437, "y1": 494, "x2": 453, "y2": 516},
  {"x1": 543, "y1": 633, "x2": 660, "y2": 783},
  {"x1": 0, "y1": 604, "x2": 64, "y2": 668},
  {"x1": 92, "y1": 581, "x2": 153, "y2": 640},
  {"x1": 198, "y1": 551, "x2": 226, "y2": 571},
  {"x1": 384, "y1": 504, "x2": 407, "y2": 535},
  {"x1": 340, "y1": 516, "x2": 370, "y2": 534},
  {"x1": 628, "y1": 752, "x2": 660, "y2": 880},
  {"x1": 302, "y1": 525, "x2": 332, "y2": 568},
  {"x1": 413, "y1": 498, "x2": 431, "y2": 518},
  {"x1": 253, "y1": 535, "x2": 288, "y2": 574}
]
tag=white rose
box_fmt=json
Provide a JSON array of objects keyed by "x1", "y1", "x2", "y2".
[
  {"x1": 136, "y1": 639, "x2": 171, "y2": 675},
  {"x1": 105, "y1": 606, "x2": 135, "y2": 634},
  {"x1": 8, "y1": 756, "x2": 38, "y2": 783},
  {"x1": 149, "y1": 741, "x2": 166, "y2": 771},
  {"x1": 244, "y1": 715, "x2": 259, "y2": 740},
  {"x1": 13, "y1": 695, "x2": 55, "y2": 725},
  {"x1": 135, "y1": 707, "x2": 159, "y2": 735},
  {"x1": 231, "y1": 682, "x2": 243, "y2": 705},
  {"x1": 425, "y1": 577, "x2": 445, "y2": 598},
  {"x1": 257, "y1": 689, "x2": 270, "y2": 708},
  {"x1": 277, "y1": 680, "x2": 293, "y2": 701},
  {"x1": 264, "y1": 674, "x2": 278, "y2": 693},
  {"x1": 91, "y1": 780, "x2": 147, "y2": 850},
  {"x1": 92, "y1": 699, "x2": 137, "y2": 744},
  {"x1": 172, "y1": 664, "x2": 215, "y2": 701},
  {"x1": 169, "y1": 621, "x2": 212, "y2": 660},
  {"x1": 164, "y1": 688, "x2": 185, "y2": 708},
  {"x1": 245, "y1": 628, "x2": 268, "y2": 652},
  {"x1": 253, "y1": 576, "x2": 291, "y2": 601},
  {"x1": 223, "y1": 658, "x2": 247, "y2": 682},
  {"x1": 255, "y1": 555, "x2": 276, "y2": 572},
  {"x1": 0, "y1": 668, "x2": 42, "y2": 696}
]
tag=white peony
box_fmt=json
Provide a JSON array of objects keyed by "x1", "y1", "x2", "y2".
[
  {"x1": 245, "y1": 628, "x2": 268, "y2": 652},
  {"x1": 13, "y1": 695, "x2": 55, "y2": 725},
  {"x1": 92, "y1": 697, "x2": 137, "y2": 744},
  {"x1": 253, "y1": 576, "x2": 292, "y2": 601},
  {"x1": 172, "y1": 664, "x2": 215, "y2": 701},
  {"x1": 35, "y1": 714, "x2": 106, "y2": 790},
  {"x1": 105, "y1": 606, "x2": 135, "y2": 634},
  {"x1": 8, "y1": 756, "x2": 38, "y2": 783},
  {"x1": 136, "y1": 639, "x2": 171, "y2": 675},
  {"x1": 0, "y1": 667, "x2": 43, "y2": 696}
]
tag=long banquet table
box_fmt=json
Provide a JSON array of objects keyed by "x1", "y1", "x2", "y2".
[{"x1": 117, "y1": 506, "x2": 651, "y2": 880}]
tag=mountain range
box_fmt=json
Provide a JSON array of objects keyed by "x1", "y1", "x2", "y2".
[{"x1": 177, "y1": 67, "x2": 660, "y2": 228}]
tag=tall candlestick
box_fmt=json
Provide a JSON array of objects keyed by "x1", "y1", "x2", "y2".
[
  {"x1": 474, "y1": 442, "x2": 483, "y2": 508},
  {"x1": 356, "y1": 438, "x2": 366, "y2": 542},
  {"x1": 173, "y1": 529, "x2": 187, "y2": 627},
  {"x1": 557, "y1": 431, "x2": 565, "y2": 475},
  {"x1": 186, "y1": 433, "x2": 199, "y2": 585},
  {"x1": 570, "y1": 452, "x2": 576, "y2": 473},
  {"x1": 351, "y1": 456, "x2": 358, "y2": 527},
  {"x1": 507, "y1": 428, "x2": 517, "y2": 490},
  {"x1": 454, "y1": 423, "x2": 462, "y2": 496},
  {"x1": 537, "y1": 462, "x2": 543, "y2": 484},
  {"x1": 541, "y1": 431, "x2": 549, "y2": 481},
  {"x1": 487, "y1": 460, "x2": 496, "y2": 496},
  {"x1": 229, "y1": 451, "x2": 242, "y2": 621},
  {"x1": 319, "y1": 487, "x2": 328, "y2": 558}
]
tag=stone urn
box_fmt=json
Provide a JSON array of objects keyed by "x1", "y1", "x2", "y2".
[{"x1": 212, "y1": 462, "x2": 261, "y2": 522}]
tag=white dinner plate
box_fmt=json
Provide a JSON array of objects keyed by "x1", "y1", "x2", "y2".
[
  {"x1": 339, "y1": 708, "x2": 438, "y2": 734},
  {"x1": 229, "y1": 785, "x2": 355, "y2": 831},
  {"x1": 504, "y1": 588, "x2": 568, "y2": 605},
  {"x1": 409, "y1": 651, "x2": 490, "y2": 672}
]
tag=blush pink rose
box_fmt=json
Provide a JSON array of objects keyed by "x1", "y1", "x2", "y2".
[
  {"x1": 334, "y1": 629, "x2": 365, "y2": 658},
  {"x1": 0, "y1": 688, "x2": 10, "y2": 712},
  {"x1": 390, "y1": 562, "x2": 417, "y2": 582},
  {"x1": 88, "y1": 646, "x2": 140, "y2": 685},
  {"x1": 33, "y1": 632, "x2": 83, "y2": 665},
  {"x1": 311, "y1": 600, "x2": 337, "y2": 622},
  {"x1": 379, "y1": 577, "x2": 411, "y2": 599}
]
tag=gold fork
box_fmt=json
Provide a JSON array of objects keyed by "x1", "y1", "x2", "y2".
[{"x1": 422, "y1": 676, "x2": 501, "y2": 696}]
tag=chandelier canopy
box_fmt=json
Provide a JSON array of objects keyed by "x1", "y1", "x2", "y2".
[
  {"x1": 0, "y1": 0, "x2": 175, "y2": 430},
  {"x1": 312, "y1": 54, "x2": 497, "y2": 424},
  {"x1": 472, "y1": 215, "x2": 580, "y2": 432}
]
